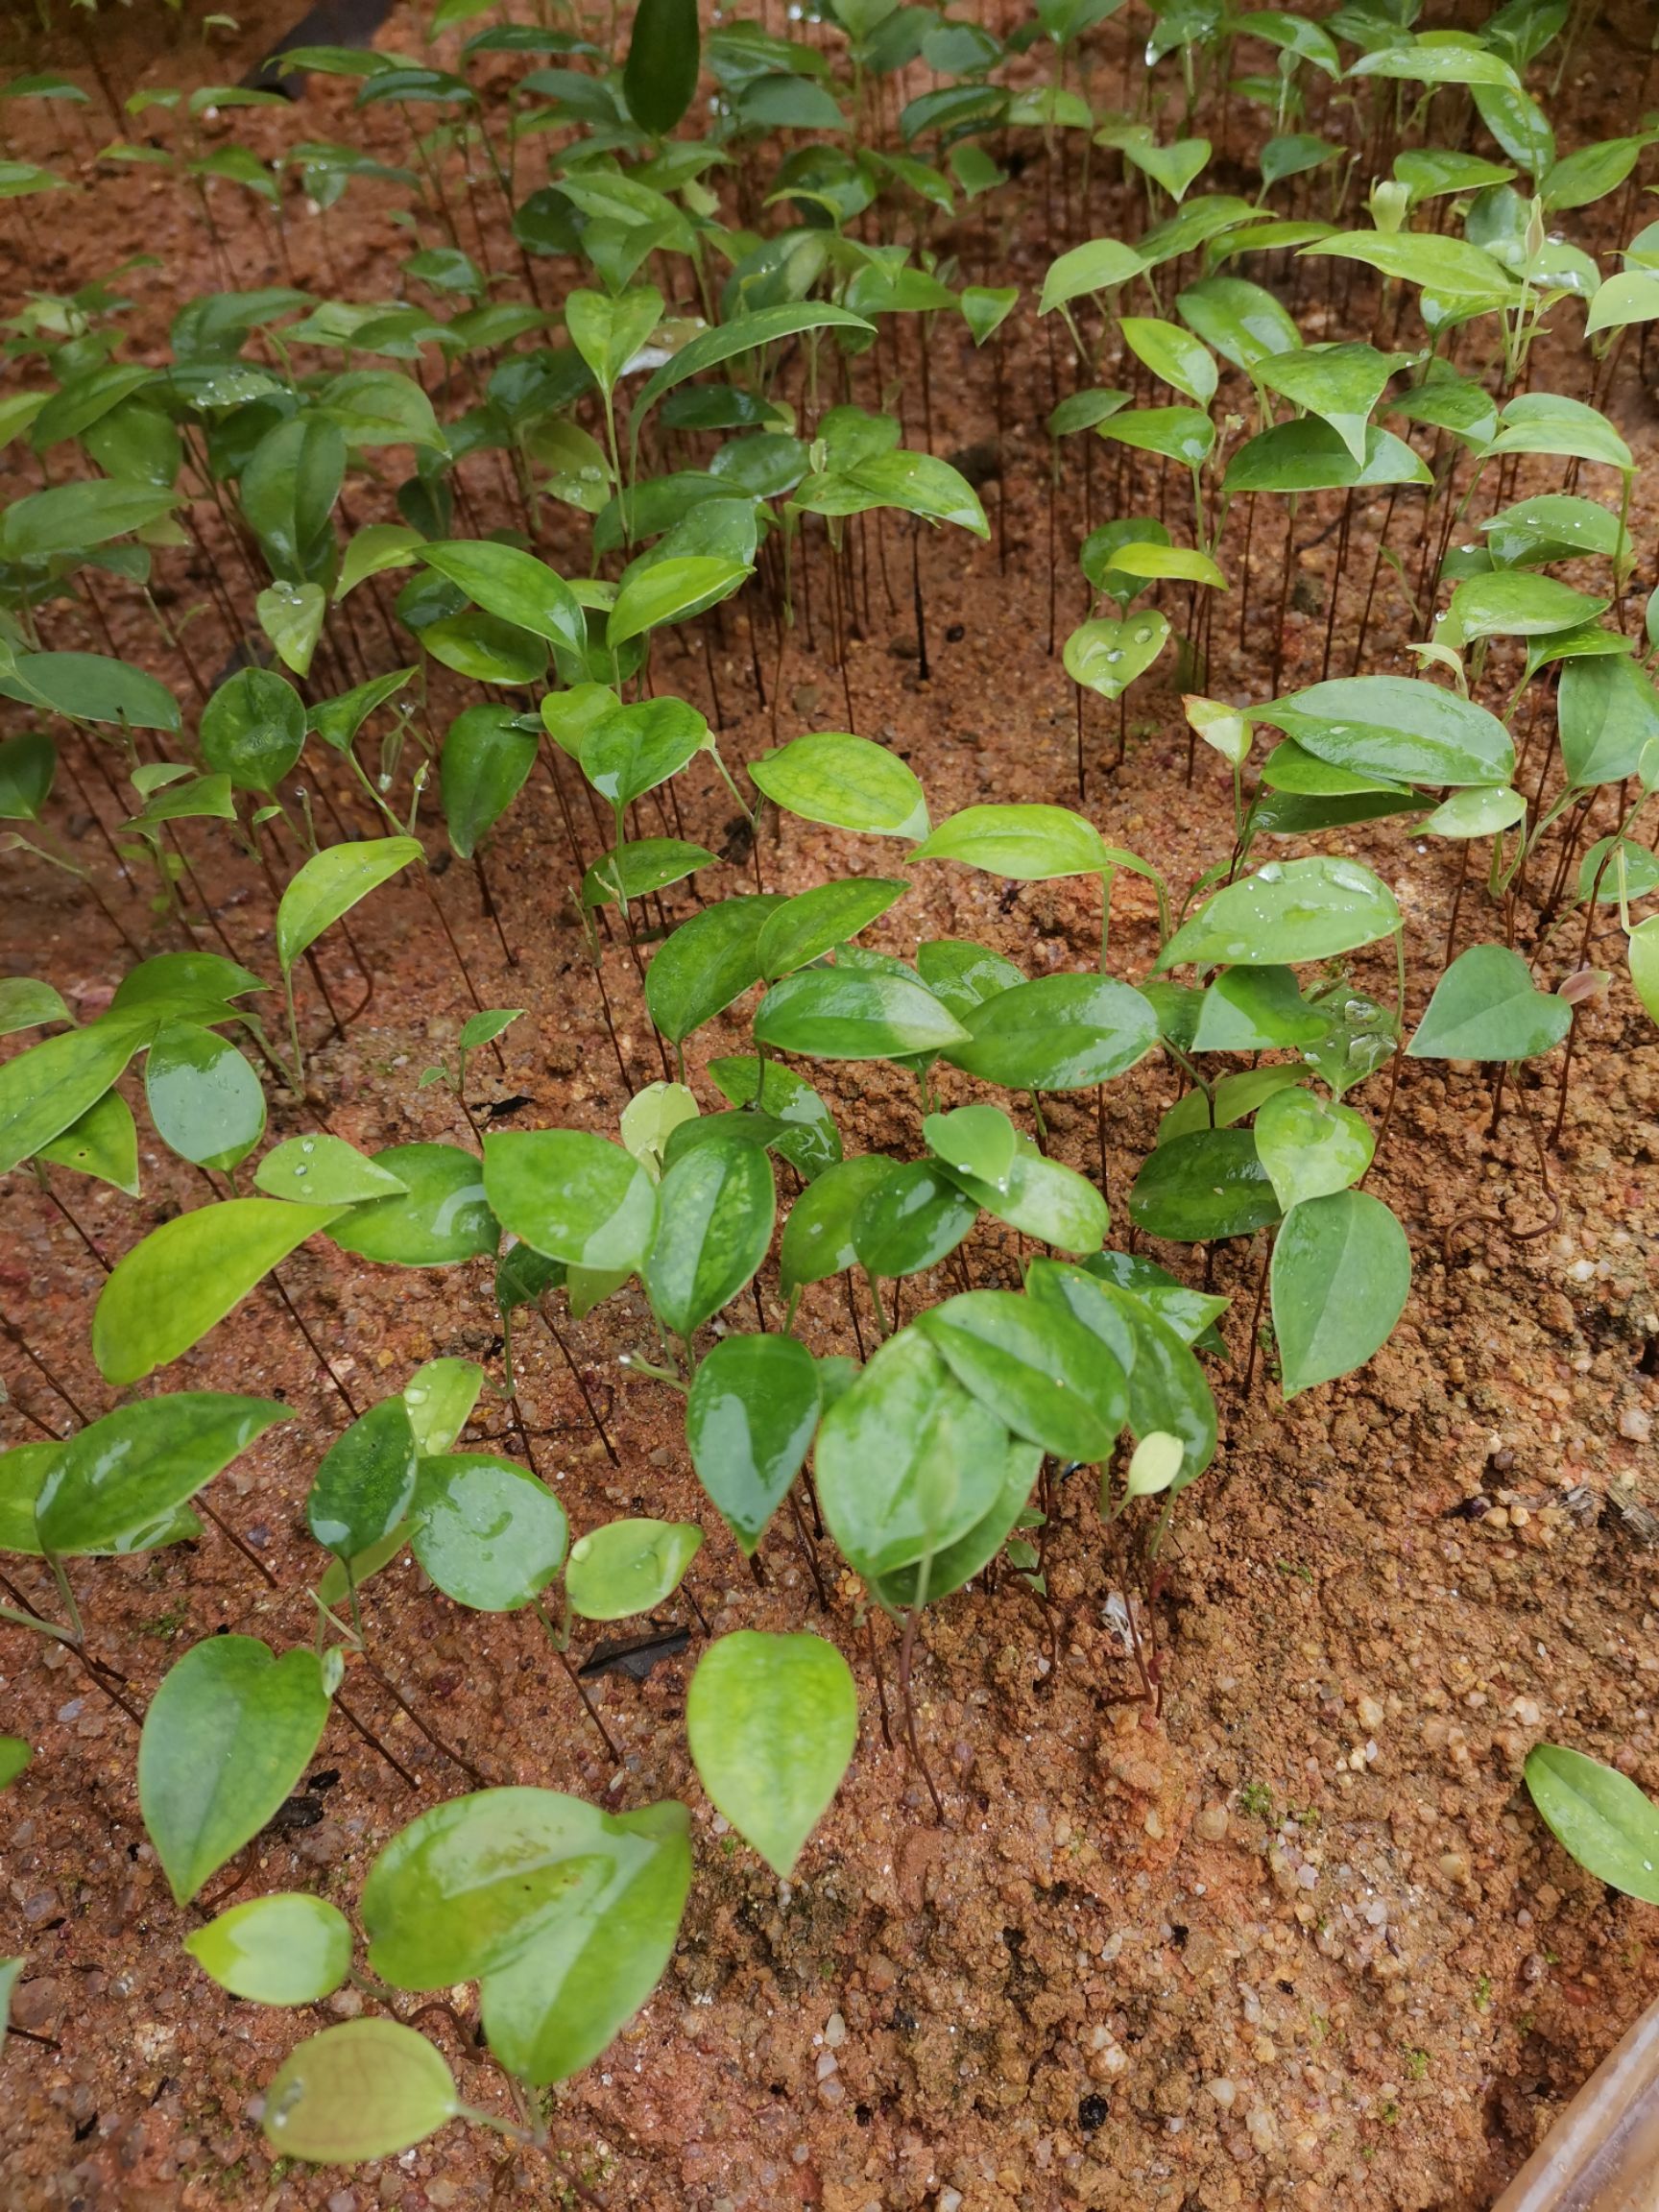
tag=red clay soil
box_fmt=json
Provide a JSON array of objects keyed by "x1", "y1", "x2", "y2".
[{"x1": 2, "y1": 6, "x2": 1659, "y2": 2209}]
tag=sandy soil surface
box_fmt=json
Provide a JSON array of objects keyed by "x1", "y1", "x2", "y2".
[{"x1": 2, "y1": 4, "x2": 1659, "y2": 2208}]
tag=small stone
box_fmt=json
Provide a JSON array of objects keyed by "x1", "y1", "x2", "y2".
[
  {"x1": 1206, "y1": 2079, "x2": 1237, "y2": 2109},
  {"x1": 824, "y1": 2011, "x2": 847, "y2": 2048},
  {"x1": 1621, "y1": 1407, "x2": 1652, "y2": 1442},
  {"x1": 1143, "y1": 1808, "x2": 1166, "y2": 1840},
  {"x1": 1246, "y1": 2106, "x2": 1281, "y2": 2153},
  {"x1": 1357, "y1": 1695, "x2": 1385, "y2": 1733},
  {"x1": 11, "y1": 1977, "x2": 62, "y2": 2031},
  {"x1": 1195, "y1": 1803, "x2": 1229, "y2": 1841}
]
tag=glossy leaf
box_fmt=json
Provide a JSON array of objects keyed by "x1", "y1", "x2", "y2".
[
  {"x1": 565, "y1": 1518, "x2": 703, "y2": 1620},
  {"x1": 749, "y1": 731, "x2": 927, "y2": 840},
  {"x1": 1190, "y1": 965, "x2": 1328, "y2": 1051},
  {"x1": 255, "y1": 1133, "x2": 409, "y2": 1205},
  {"x1": 0, "y1": 650, "x2": 179, "y2": 732},
  {"x1": 1129, "y1": 1129, "x2": 1280, "y2": 1243},
  {"x1": 36, "y1": 1088, "x2": 140, "y2": 1196},
  {"x1": 478, "y1": 1798, "x2": 691, "y2": 2086},
  {"x1": 910, "y1": 803, "x2": 1106, "y2": 881},
  {"x1": 363, "y1": 1788, "x2": 629, "y2": 1987},
  {"x1": 307, "y1": 1396, "x2": 419, "y2": 1562},
  {"x1": 1028, "y1": 1261, "x2": 1215, "y2": 1483},
  {"x1": 946, "y1": 974, "x2": 1157, "y2": 1091},
  {"x1": 484, "y1": 1129, "x2": 657, "y2": 1273},
  {"x1": 924, "y1": 1102, "x2": 1018, "y2": 1190},
  {"x1": 624, "y1": 0, "x2": 699, "y2": 132},
  {"x1": 144, "y1": 1022, "x2": 265, "y2": 1172},
  {"x1": 1161, "y1": 856, "x2": 1400, "y2": 971},
  {"x1": 686, "y1": 1633, "x2": 856, "y2": 1877},
  {"x1": 419, "y1": 541, "x2": 585, "y2": 657},
  {"x1": 1525, "y1": 1744, "x2": 1659, "y2": 1906},
  {"x1": 1558, "y1": 655, "x2": 1659, "y2": 788},
  {"x1": 199, "y1": 668, "x2": 305, "y2": 793},
  {"x1": 757, "y1": 878, "x2": 907, "y2": 978},
  {"x1": 645, "y1": 895, "x2": 784, "y2": 1045},
  {"x1": 1064, "y1": 613, "x2": 1171, "y2": 700},
  {"x1": 817, "y1": 1329, "x2": 1022, "y2": 1582},
  {"x1": 1253, "y1": 1085, "x2": 1373, "y2": 1210},
  {"x1": 644, "y1": 1134, "x2": 774, "y2": 1337},
  {"x1": 608, "y1": 556, "x2": 750, "y2": 647},
  {"x1": 186, "y1": 1894, "x2": 353, "y2": 2005},
  {"x1": 35, "y1": 1392, "x2": 286, "y2": 1557},
  {"x1": 439, "y1": 708, "x2": 537, "y2": 858},
  {"x1": 779, "y1": 1155, "x2": 897, "y2": 1293},
  {"x1": 916, "y1": 1290, "x2": 1126, "y2": 1461},
  {"x1": 139, "y1": 1637, "x2": 331, "y2": 1904},
  {"x1": 1302, "y1": 228, "x2": 1514, "y2": 301},
  {"x1": 92, "y1": 1199, "x2": 345, "y2": 1384},
  {"x1": 707, "y1": 1056, "x2": 842, "y2": 1182},
  {"x1": 1271, "y1": 1190, "x2": 1410, "y2": 1399},
  {"x1": 0, "y1": 1013, "x2": 154, "y2": 1178},
  {"x1": 328, "y1": 1143, "x2": 498, "y2": 1266},
  {"x1": 753, "y1": 967, "x2": 967, "y2": 1060},
  {"x1": 580, "y1": 695, "x2": 709, "y2": 807},
  {"x1": 685, "y1": 1335, "x2": 820, "y2": 1554},
  {"x1": 852, "y1": 1158, "x2": 978, "y2": 1279},
  {"x1": 939, "y1": 1144, "x2": 1106, "y2": 1253},
  {"x1": 411, "y1": 1453, "x2": 568, "y2": 1610},
  {"x1": 276, "y1": 839, "x2": 422, "y2": 977}
]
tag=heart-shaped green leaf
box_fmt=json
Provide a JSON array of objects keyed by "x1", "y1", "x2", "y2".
[
  {"x1": 946, "y1": 974, "x2": 1158, "y2": 1091},
  {"x1": 685, "y1": 1335, "x2": 820, "y2": 1554},
  {"x1": 1252, "y1": 1085, "x2": 1374, "y2": 1210},
  {"x1": 276, "y1": 839, "x2": 422, "y2": 980},
  {"x1": 144, "y1": 1022, "x2": 266, "y2": 1172},
  {"x1": 1271, "y1": 1190, "x2": 1410, "y2": 1399},
  {"x1": 565, "y1": 1518, "x2": 703, "y2": 1621},
  {"x1": 262, "y1": 2021, "x2": 459, "y2": 2162},
  {"x1": 815, "y1": 1330, "x2": 1012, "y2": 1580},
  {"x1": 478, "y1": 1799, "x2": 691, "y2": 2085},
  {"x1": 485, "y1": 1129, "x2": 658, "y2": 1274},
  {"x1": 327, "y1": 1142, "x2": 498, "y2": 1266},
  {"x1": 910, "y1": 803, "x2": 1106, "y2": 880},
  {"x1": 1525, "y1": 1743, "x2": 1659, "y2": 1905},
  {"x1": 186, "y1": 1894, "x2": 353, "y2": 2005},
  {"x1": 749, "y1": 731, "x2": 928, "y2": 840},
  {"x1": 139, "y1": 1637, "x2": 331, "y2": 1904},
  {"x1": 915, "y1": 1289, "x2": 1127, "y2": 1462},
  {"x1": 1158, "y1": 856, "x2": 1400, "y2": 969},
  {"x1": 411, "y1": 1453, "x2": 568, "y2": 1610},
  {"x1": 36, "y1": 1392, "x2": 286, "y2": 1557},
  {"x1": 254, "y1": 1134, "x2": 410, "y2": 1205},
  {"x1": 92, "y1": 1199, "x2": 346, "y2": 1383},
  {"x1": 686, "y1": 1633, "x2": 857, "y2": 1878},
  {"x1": 754, "y1": 968, "x2": 968, "y2": 1060},
  {"x1": 644, "y1": 895, "x2": 785, "y2": 1045},
  {"x1": 1407, "y1": 944, "x2": 1572, "y2": 1061},
  {"x1": 307, "y1": 1396, "x2": 419, "y2": 1562},
  {"x1": 1129, "y1": 1129, "x2": 1281, "y2": 1242},
  {"x1": 1063, "y1": 613, "x2": 1171, "y2": 700},
  {"x1": 757, "y1": 878, "x2": 907, "y2": 979}
]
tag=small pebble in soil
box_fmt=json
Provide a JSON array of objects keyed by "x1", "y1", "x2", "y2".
[{"x1": 1077, "y1": 2094, "x2": 1108, "y2": 2132}]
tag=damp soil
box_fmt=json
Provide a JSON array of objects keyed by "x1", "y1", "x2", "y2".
[{"x1": 3, "y1": 6, "x2": 1659, "y2": 2209}]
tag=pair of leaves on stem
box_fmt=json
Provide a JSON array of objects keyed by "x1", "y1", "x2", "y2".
[{"x1": 258, "y1": 1786, "x2": 696, "y2": 2161}]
